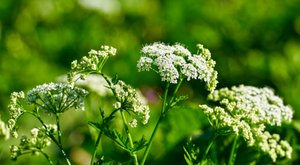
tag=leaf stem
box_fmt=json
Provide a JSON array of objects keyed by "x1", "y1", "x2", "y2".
[
  {"x1": 40, "y1": 150, "x2": 54, "y2": 165},
  {"x1": 140, "y1": 83, "x2": 170, "y2": 165},
  {"x1": 120, "y1": 110, "x2": 139, "y2": 165},
  {"x1": 201, "y1": 133, "x2": 217, "y2": 163},
  {"x1": 55, "y1": 113, "x2": 71, "y2": 165},
  {"x1": 228, "y1": 135, "x2": 239, "y2": 165},
  {"x1": 90, "y1": 130, "x2": 103, "y2": 165},
  {"x1": 141, "y1": 78, "x2": 183, "y2": 165}
]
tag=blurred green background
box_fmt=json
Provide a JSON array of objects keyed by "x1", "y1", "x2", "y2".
[{"x1": 1, "y1": 0, "x2": 300, "y2": 164}]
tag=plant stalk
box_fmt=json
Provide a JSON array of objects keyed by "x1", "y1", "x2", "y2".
[
  {"x1": 120, "y1": 110, "x2": 139, "y2": 165},
  {"x1": 228, "y1": 135, "x2": 239, "y2": 165},
  {"x1": 90, "y1": 130, "x2": 103, "y2": 165}
]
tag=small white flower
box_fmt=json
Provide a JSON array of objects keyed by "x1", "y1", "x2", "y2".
[
  {"x1": 112, "y1": 80, "x2": 150, "y2": 127},
  {"x1": 129, "y1": 119, "x2": 138, "y2": 128},
  {"x1": 137, "y1": 56, "x2": 153, "y2": 71},
  {"x1": 31, "y1": 128, "x2": 39, "y2": 138},
  {"x1": 113, "y1": 102, "x2": 121, "y2": 109}
]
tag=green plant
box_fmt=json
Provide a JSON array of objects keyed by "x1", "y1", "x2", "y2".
[{"x1": 1, "y1": 42, "x2": 293, "y2": 164}]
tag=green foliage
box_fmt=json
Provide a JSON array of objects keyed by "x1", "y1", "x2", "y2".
[{"x1": 1, "y1": 0, "x2": 300, "y2": 164}]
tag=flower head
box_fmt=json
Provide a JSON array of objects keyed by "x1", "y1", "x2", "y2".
[
  {"x1": 112, "y1": 80, "x2": 150, "y2": 127},
  {"x1": 69, "y1": 45, "x2": 117, "y2": 81},
  {"x1": 10, "y1": 125, "x2": 54, "y2": 160},
  {"x1": 26, "y1": 83, "x2": 88, "y2": 114},
  {"x1": 8, "y1": 92, "x2": 25, "y2": 120},
  {"x1": 137, "y1": 42, "x2": 218, "y2": 91},
  {"x1": 200, "y1": 85, "x2": 293, "y2": 162}
]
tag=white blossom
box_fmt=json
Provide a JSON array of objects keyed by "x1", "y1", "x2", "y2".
[
  {"x1": 26, "y1": 83, "x2": 88, "y2": 114},
  {"x1": 69, "y1": 45, "x2": 117, "y2": 80},
  {"x1": 200, "y1": 85, "x2": 293, "y2": 162},
  {"x1": 112, "y1": 80, "x2": 150, "y2": 127},
  {"x1": 137, "y1": 42, "x2": 218, "y2": 91}
]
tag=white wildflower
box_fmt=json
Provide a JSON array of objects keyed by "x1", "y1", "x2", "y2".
[
  {"x1": 26, "y1": 83, "x2": 88, "y2": 114},
  {"x1": 112, "y1": 80, "x2": 150, "y2": 127},
  {"x1": 129, "y1": 119, "x2": 138, "y2": 128},
  {"x1": 30, "y1": 128, "x2": 39, "y2": 138},
  {"x1": 138, "y1": 42, "x2": 218, "y2": 91},
  {"x1": 69, "y1": 45, "x2": 117, "y2": 79},
  {"x1": 137, "y1": 56, "x2": 153, "y2": 72},
  {"x1": 200, "y1": 85, "x2": 294, "y2": 162}
]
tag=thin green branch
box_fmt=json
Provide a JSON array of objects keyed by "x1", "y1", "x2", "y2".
[
  {"x1": 228, "y1": 135, "x2": 239, "y2": 165},
  {"x1": 90, "y1": 130, "x2": 103, "y2": 165},
  {"x1": 140, "y1": 83, "x2": 170, "y2": 165},
  {"x1": 120, "y1": 110, "x2": 139, "y2": 165}
]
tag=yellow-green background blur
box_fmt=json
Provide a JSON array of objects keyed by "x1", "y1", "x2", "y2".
[{"x1": 1, "y1": 0, "x2": 300, "y2": 164}]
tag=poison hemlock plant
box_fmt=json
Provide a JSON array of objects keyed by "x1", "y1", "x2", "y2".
[{"x1": 1, "y1": 42, "x2": 293, "y2": 165}]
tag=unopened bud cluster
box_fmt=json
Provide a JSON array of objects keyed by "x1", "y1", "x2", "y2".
[
  {"x1": 7, "y1": 91, "x2": 25, "y2": 138},
  {"x1": 112, "y1": 80, "x2": 150, "y2": 128},
  {"x1": 69, "y1": 45, "x2": 117, "y2": 82},
  {"x1": 10, "y1": 125, "x2": 55, "y2": 160}
]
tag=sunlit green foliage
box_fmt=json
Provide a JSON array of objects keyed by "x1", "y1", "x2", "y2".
[{"x1": 1, "y1": 0, "x2": 300, "y2": 164}]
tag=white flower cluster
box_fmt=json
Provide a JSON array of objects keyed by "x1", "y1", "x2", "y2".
[
  {"x1": 112, "y1": 80, "x2": 150, "y2": 128},
  {"x1": 8, "y1": 92, "x2": 25, "y2": 120},
  {"x1": 7, "y1": 91, "x2": 25, "y2": 138},
  {"x1": 0, "y1": 115, "x2": 10, "y2": 140},
  {"x1": 199, "y1": 85, "x2": 293, "y2": 162},
  {"x1": 26, "y1": 83, "x2": 88, "y2": 114},
  {"x1": 137, "y1": 42, "x2": 218, "y2": 91},
  {"x1": 10, "y1": 125, "x2": 54, "y2": 160},
  {"x1": 70, "y1": 45, "x2": 117, "y2": 74}
]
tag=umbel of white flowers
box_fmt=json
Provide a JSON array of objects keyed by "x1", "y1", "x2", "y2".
[
  {"x1": 137, "y1": 42, "x2": 218, "y2": 92},
  {"x1": 200, "y1": 85, "x2": 293, "y2": 162},
  {"x1": 26, "y1": 83, "x2": 88, "y2": 114}
]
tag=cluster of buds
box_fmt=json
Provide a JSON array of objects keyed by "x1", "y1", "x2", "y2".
[
  {"x1": 200, "y1": 85, "x2": 293, "y2": 162},
  {"x1": 10, "y1": 125, "x2": 56, "y2": 160},
  {"x1": 112, "y1": 80, "x2": 150, "y2": 128}
]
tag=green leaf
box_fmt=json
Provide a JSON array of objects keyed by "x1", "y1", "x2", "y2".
[
  {"x1": 170, "y1": 95, "x2": 189, "y2": 108},
  {"x1": 88, "y1": 121, "x2": 101, "y2": 130},
  {"x1": 132, "y1": 136, "x2": 147, "y2": 152},
  {"x1": 112, "y1": 74, "x2": 119, "y2": 84}
]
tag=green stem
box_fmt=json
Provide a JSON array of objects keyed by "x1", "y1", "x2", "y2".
[
  {"x1": 40, "y1": 150, "x2": 54, "y2": 165},
  {"x1": 55, "y1": 114, "x2": 62, "y2": 145},
  {"x1": 228, "y1": 135, "x2": 239, "y2": 165},
  {"x1": 90, "y1": 130, "x2": 103, "y2": 165},
  {"x1": 140, "y1": 79, "x2": 184, "y2": 165},
  {"x1": 55, "y1": 114, "x2": 71, "y2": 165},
  {"x1": 28, "y1": 112, "x2": 71, "y2": 165},
  {"x1": 201, "y1": 133, "x2": 217, "y2": 163},
  {"x1": 165, "y1": 78, "x2": 184, "y2": 112},
  {"x1": 140, "y1": 83, "x2": 170, "y2": 165},
  {"x1": 120, "y1": 110, "x2": 139, "y2": 165}
]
